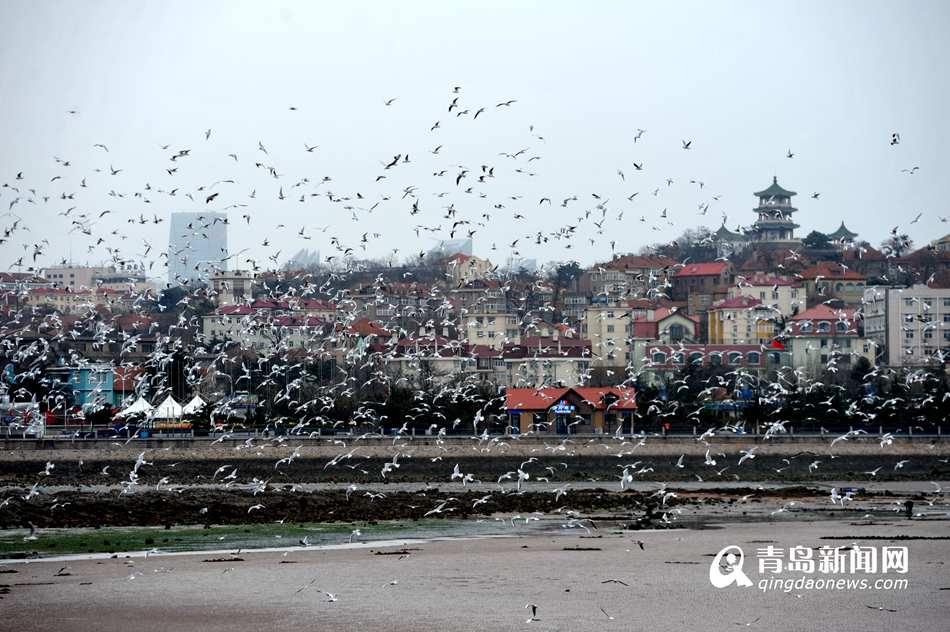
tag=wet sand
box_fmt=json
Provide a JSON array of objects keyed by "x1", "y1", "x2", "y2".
[{"x1": 1, "y1": 517, "x2": 948, "y2": 632}]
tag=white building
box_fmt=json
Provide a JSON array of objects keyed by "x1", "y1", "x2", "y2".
[
  {"x1": 863, "y1": 285, "x2": 950, "y2": 367},
  {"x1": 168, "y1": 211, "x2": 228, "y2": 285}
]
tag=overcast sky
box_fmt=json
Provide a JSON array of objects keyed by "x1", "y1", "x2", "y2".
[{"x1": 1, "y1": 1, "x2": 948, "y2": 282}]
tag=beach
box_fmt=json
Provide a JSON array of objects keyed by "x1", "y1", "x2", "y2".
[{"x1": 1, "y1": 516, "x2": 948, "y2": 632}]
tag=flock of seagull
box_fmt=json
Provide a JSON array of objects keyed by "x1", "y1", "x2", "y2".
[{"x1": 0, "y1": 86, "x2": 946, "y2": 626}]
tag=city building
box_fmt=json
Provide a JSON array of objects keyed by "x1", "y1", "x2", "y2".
[
  {"x1": 582, "y1": 300, "x2": 633, "y2": 367},
  {"x1": 800, "y1": 261, "x2": 867, "y2": 305},
  {"x1": 639, "y1": 343, "x2": 780, "y2": 386},
  {"x1": 41, "y1": 265, "x2": 116, "y2": 290},
  {"x1": 502, "y1": 337, "x2": 591, "y2": 388},
  {"x1": 445, "y1": 253, "x2": 494, "y2": 285},
  {"x1": 729, "y1": 274, "x2": 806, "y2": 318},
  {"x1": 672, "y1": 262, "x2": 732, "y2": 314},
  {"x1": 464, "y1": 310, "x2": 520, "y2": 350},
  {"x1": 44, "y1": 364, "x2": 115, "y2": 410},
  {"x1": 862, "y1": 284, "x2": 950, "y2": 367},
  {"x1": 785, "y1": 304, "x2": 876, "y2": 376},
  {"x1": 211, "y1": 270, "x2": 256, "y2": 306},
  {"x1": 428, "y1": 238, "x2": 473, "y2": 258},
  {"x1": 707, "y1": 296, "x2": 780, "y2": 345},
  {"x1": 586, "y1": 254, "x2": 676, "y2": 298},
  {"x1": 168, "y1": 211, "x2": 228, "y2": 285}
]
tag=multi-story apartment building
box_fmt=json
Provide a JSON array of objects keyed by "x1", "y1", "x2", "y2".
[
  {"x1": 729, "y1": 274, "x2": 806, "y2": 318},
  {"x1": 465, "y1": 310, "x2": 520, "y2": 350},
  {"x1": 582, "y1": 300, "x2": 632, "y2": 367},
  {"x1": 211, "y1": 270, "x2": 256, "y2": 306},
  {"x1": 785, "y1": 304, "x2": 876, "y2": 376},
  {"x1": 42, "y1": 265, "x2": 116, "y2": 290},
  {"x1": 801, "y1": 261, "x2": 867, "y2": 306},
  {"x1": 863, "y1": 284, "x2": 950, "y2": 367},
  {"x1": 707, "y1": 296, "x2": 780, "y2": 345}
]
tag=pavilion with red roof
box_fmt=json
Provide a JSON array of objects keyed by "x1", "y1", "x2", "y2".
[{"x1": 505, "y1": 386, "x2": 636, "y2": 434}]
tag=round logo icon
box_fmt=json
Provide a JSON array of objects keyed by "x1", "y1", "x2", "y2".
[{"x1": 709, "y1": 545, "x2": 753, "y2": 588}]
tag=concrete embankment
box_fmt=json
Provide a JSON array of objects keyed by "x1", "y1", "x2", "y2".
[{"x1": 1, "y1": 435, "x2": 947, "y2": 485}]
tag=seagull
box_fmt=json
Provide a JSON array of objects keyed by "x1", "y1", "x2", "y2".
[{"x1": 525, "y1": 603, "x2": 539, "y2": 622}]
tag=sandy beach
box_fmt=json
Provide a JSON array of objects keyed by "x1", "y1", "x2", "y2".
[{"x1": 1, "y1": 516, "x2": 947, "y2": 632}]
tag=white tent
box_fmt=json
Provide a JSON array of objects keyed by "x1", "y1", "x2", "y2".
[
  {"x1": 117, "y1": 396, "x2": 153, "y2": 417},
  {"x1": 181, "y1": 395, "x2": 206, "y2": 415},
  {"x1": 151, "y1": 395, "x2": 183, "y2": 420}
]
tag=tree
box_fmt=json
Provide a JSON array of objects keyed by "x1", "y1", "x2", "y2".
[
  {"x1": 881, "y1": 234, "x2": 914, "y2": 258},
  {"x1": 802, "y1": 230, "x2": 831, "y2": 250}
]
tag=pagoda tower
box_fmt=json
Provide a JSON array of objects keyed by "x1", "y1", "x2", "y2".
[{"x1": 749, "y1": 177, "x2": 801, "y2": 248}]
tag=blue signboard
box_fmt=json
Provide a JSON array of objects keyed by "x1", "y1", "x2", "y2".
[{"x1": 551, "y1": 400, "x2": 575, "y2": 414}]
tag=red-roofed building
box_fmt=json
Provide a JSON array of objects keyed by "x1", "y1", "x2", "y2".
[
  {"x1": 728, "y1": 273, "x2": 806, "y2": 317},
  {"x1": 505, "y1": 386, "x2": 636, "y2": 434},
  {"x1": 672, "y1": 262, "x2": 733, "y2": 312},
  {"x1": 800, "y1": 261, "x2": 866, "y2": 305},
  {"x1": 708, "y1": 296, "x2": 779, "y2": 345},
  {"x1": 784, "y1": 304, "x2": 875, "y2": 376},
  {"x1": 584, "y1": 255, "x2": 677, "y2": 299}
]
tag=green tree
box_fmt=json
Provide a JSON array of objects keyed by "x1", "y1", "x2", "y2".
[{"x1": 802, "y1": 230, "x2": 831, "y2": 250}]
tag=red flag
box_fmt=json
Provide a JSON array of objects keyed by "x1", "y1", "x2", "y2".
[{"x1": 771, "y1": 340, "x2": 786, "y2": 350}]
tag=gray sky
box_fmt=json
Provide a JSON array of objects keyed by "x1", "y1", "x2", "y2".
[{"x1": 1, "y1": 0, "x2": 948, "y2": 280}]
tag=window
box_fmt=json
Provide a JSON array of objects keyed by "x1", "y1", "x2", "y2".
[
  {"x1": 747, "y1": 351, "x2": 761, "y2": 364},
  {"x1": 836, "y1": 321, "x2": 849, "y2": 332},
  {"x1": 673, "y1": 352, "x2": 685, "y2": 364},
  {"x1": 728, "y1": 352, "x2": 742, "y2": 365},
  {"x1": 709, "y1": 353, "x2": 722, "y2": 366},
  {"x1": 800, "y1": 321, "x2": 813, "y2": 332},
  {"x1": 606, "y1": 325, "x2": 615, "y2": 333},
  {"x1": 689, "y1": 351, "x2": 704, "y2": 365},
  {"x1": 818, "y1": 321, "x2": 831, "y2": 332},
  {"x1": 651, "y1": 351, "x2": 667, "y2": 363}
]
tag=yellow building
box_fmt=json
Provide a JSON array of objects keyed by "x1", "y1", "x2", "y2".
[
  {"x1": 729, "y1": 275, "x2": 806, "y2": 318},
  {"x1": 582, "y1": 301, "x2": 632, "y2": 367},
  {"x1": 708, "y1": 296, "x2": 779, "y2": 345}
]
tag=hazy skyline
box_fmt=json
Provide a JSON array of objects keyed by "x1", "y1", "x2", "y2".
[{"x1": 1, "y1": 1, "x2": 948, "y2": 281}]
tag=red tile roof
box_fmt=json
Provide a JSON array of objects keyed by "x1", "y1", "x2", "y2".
[
  {"x1": 675, "y1": 262, "x2": 730, "y2": 277},
  {"x1": 789, "y1": 304, "x2": 857, "y2": 322},
  {"x1": 605, "y1": 255, "x2": 677, "y2": 271},
  {"x1": 801, "y1": 261, "x2": 865, "y2": 281},
  {"x1": 506, "y1": 386, "x2": 637, "y2": 411},
  {"x1": 710, "y1": 296, "x2": 763, "y2": 310}
]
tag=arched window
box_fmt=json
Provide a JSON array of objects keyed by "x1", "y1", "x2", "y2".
[
  {"x1": 728, "y1": 352, "x2": 742, "y2": 365},
  {"x1": 651, "y1": 351, "x2": 667, "y2": 364},
  {"x1": 672, "y1": 351, "x2": 685, "y2": 364},
  {"x1": 747, "y1": 351, "x2": 761, "y2": 364},
  {"x1": 835, "y1": 283, "x2": 844, "y2": 292},
  {"x1": 669, "y1": 324, "x2": 686, "y2": 342},
  {"x1": 709, "y1": 353, "x2": 723, "y2": 366},
  {"x1": 818, "y1": 321, "x2": 831, "y2": 332},
  {"x1": 835, "y1": 321, "x2": 849, "y2": 332},
  {"x1": 800, "y1": 321, "x2": 813, "y2": 332},
  {"x1": 689, "y1": 351, "x2": 704, "y2": 365},
  {"x1": 768, "y1": 351, "x2": 782, "y2": 364}
]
